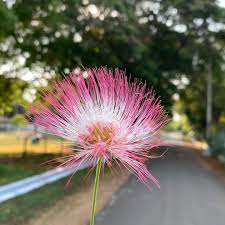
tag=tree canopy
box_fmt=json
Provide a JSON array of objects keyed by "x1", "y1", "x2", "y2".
[
  {"x1": 0, "y1": 75, "x2": 28, "y2": 114},
  {"x1": 0, "y1": 0, "x2": 224, "y2": 136}
]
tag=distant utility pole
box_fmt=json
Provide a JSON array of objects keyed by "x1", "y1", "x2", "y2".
[{"x1": 206, "y1": 63, "x2": 212, "y2": 140}]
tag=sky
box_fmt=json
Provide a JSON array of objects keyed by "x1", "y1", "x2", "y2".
[{"x1": 218, "y1": 0, "x2": 225, "y2": 7}]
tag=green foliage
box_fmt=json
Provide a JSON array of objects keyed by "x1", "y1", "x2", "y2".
[
  {"x1": 209, "y1": 130, "x2": 225, "y2": 163},
  {"x1": 164, "y1": 115, "x2": 192, "y2": 134},
  {"x1": 179, "y1": 79, "x2": 206, "y2": 136},
  {"x1": 10, "y1": 114, "x2": 28, "y2": 126},
  {"x1": 0, "y1": 1, "x2": 16, "y2": 40},
  {"x1": 0, "y1": 76, "x2": 28, "y2": 114},
  {"x1": 178, "y1": 74, "x2": 225, "y2": 137},
  {"x1": 0, "y1": 0, "x2": 224, "y2": 133}
]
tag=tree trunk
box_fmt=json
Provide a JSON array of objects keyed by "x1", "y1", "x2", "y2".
[{"x1": 206, "y1": 64, "x2": 212, "y2": 140}]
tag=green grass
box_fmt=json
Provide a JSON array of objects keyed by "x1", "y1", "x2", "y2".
[
  {"x1": 0, "y1": 154, "x2": 91, "y2": 225},
  {"x1": 0, "y1": 167, "x2": 90, "y2": 225},
  {"x1": 0, "y1": 154, "x2": 59, "y2": 185},
  {"x1": 0, "y1": 164, "x2": 40, "y2": 186}
]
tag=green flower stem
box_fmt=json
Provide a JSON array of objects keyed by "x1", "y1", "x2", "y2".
[{"x1": 90, "y1": 158, "x2": 102, "y2": 225}]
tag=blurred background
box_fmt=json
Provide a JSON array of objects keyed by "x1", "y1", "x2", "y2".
[{"x1": 0, "y1": 0, "x2": 224, "y2": 225}]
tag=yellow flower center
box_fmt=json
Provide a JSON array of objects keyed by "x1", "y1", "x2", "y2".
[{"x1": 85, "y1": 123, "x2": 115, "y2": 145}]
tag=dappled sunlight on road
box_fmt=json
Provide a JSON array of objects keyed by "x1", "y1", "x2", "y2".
[{"x1": 161, "y1": 131, "x2": 208, "y2": 150}]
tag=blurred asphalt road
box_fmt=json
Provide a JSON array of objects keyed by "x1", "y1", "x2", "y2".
[{"x1": 95, "y1": 147, "x2": 225, "y2": 225}]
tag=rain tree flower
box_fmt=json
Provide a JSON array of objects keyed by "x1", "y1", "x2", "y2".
[{"x1": 30, "y1": 67, "x2": 169, "y2": 225}]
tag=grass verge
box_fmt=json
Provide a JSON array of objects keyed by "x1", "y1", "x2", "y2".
[
  {"x1": 198, "y1": 153, "x2": 225, "y2": 179},
  {"x1": 0, "y1": 154, "x2": 60, "y2": 185},
  {"x1": 0, "y1": 167, "x2": 89, "y2": 225}
]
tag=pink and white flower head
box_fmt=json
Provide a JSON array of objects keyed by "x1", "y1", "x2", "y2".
[{"x1": 30, "y1": 67, "x2": 169, "y2": 188}]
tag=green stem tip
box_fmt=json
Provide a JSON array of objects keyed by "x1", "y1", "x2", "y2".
[{"x1": 90, "y1": 158, "x2": 102, "y2": 225}]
